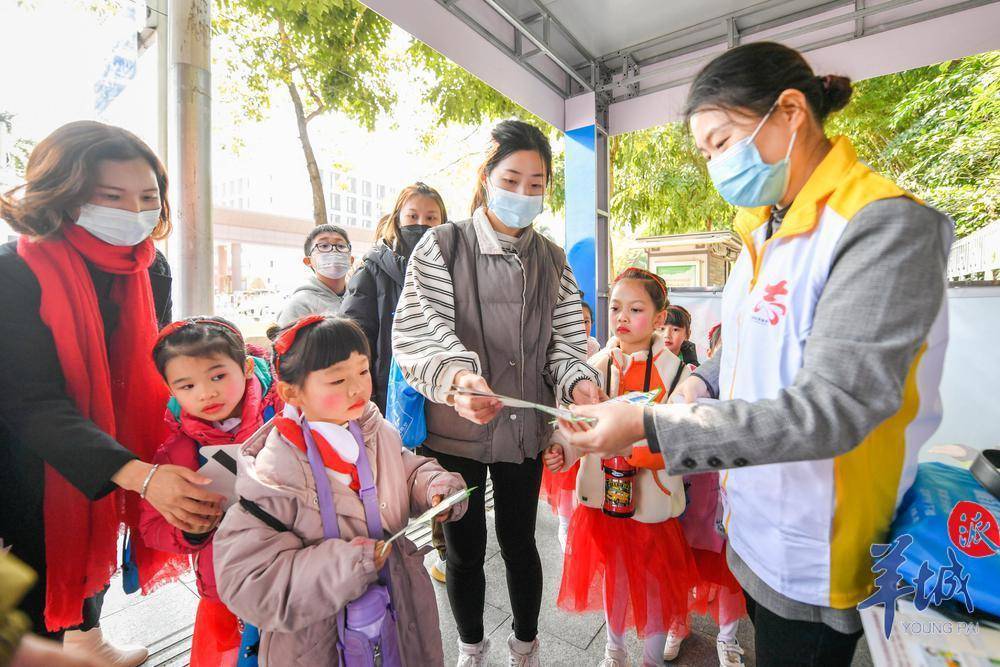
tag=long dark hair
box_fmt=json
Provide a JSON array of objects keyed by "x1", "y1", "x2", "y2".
[
  {"x1": 470, "y1": 120, "x2": 553, "y2": 216},
  {"x1": 0, "y1": 121, "x2": 171, "y2": 239},
  {"x1": 684, "y1": 42, "x2": 853, "y2": 124}
]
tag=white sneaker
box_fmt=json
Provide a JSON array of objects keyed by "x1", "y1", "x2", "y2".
[
  {"x1": 662, "y1": 631, "x2": 684, "y2": 661},
  {"x1": 457, "y1": 638, "x2": 490, "y2": 667},
  {"x1": 63, "y1": 627, "x2": 149, "y2": 667},
  {"x1": 716, "y1": 639, "x2": 745, "y2": 667},
  {"x1": 507, "y1": 633, "x2": 540, "y2": 667},
  {"x1": 600, "y1": 646, "x2": 630, "y2": 667},
  {"x1": 430, "y1": 553, "x2": 447, "y2": 584}
]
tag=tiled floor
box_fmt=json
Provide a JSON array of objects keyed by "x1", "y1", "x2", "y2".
[{"x1": 101, "y1": 500, "x2": 875, "y2": 666}]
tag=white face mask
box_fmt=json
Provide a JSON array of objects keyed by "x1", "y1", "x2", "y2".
[
  {"x1": 486, "y1": 181, "x2": 544, "y2": 230},
  {"x1": 313, "y1": 251, "x2": 350, "y2": 280},
  {"x1": 75, "y1": 203, "x2": 160, "y2": 246}
]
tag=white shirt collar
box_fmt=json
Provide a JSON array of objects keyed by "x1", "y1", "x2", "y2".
[{"x1": 282, "y1": 404, "x2": 359, "y2": 463}]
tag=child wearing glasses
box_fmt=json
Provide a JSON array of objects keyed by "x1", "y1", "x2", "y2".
[{"x1": 278, "y1": 225, "x2": 354, "y2": 326}]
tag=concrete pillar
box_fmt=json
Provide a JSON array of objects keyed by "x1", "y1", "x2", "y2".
[
  {"x1": 168, "y1": 0, "x2": 213, "y2": 316},
  {"x1": 216, "y1": 244, "x2": 228, "y2": 292},
  {"x1": 230, "y1": 242, "x2": 242, "y2": 293},
  {"x1": 564, "y1": 92, "x2": 611, "y2": 343}
]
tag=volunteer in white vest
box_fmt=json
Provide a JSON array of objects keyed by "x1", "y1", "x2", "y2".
[{"x1": 559, "y1": 42, "x2": 953, "y2": 666}]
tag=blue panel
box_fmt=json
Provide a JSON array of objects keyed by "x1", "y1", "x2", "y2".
[{"x1": 565, "y1": 124, "x2": 597, "y2": 323}]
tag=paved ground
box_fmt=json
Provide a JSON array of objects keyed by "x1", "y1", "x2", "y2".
[{"x1": 100, "y1": 498, "x2": 876, "y2": 666}]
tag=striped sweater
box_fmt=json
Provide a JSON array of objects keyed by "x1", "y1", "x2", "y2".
[{"x1": 392, "y1": 209, "x2": 599, "y2": 406}]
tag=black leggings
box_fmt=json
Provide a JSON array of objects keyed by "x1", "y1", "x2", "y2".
[
  {"x1": 744, "y1": 591, "x2": 863, "y2": 666},
  {"x1": 429, "y1": 449, "x2": 544, "y2": 644}
]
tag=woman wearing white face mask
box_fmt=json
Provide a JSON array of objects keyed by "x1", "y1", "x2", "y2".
[
  {"x1": 557, "y1": 43, "x2": 954, "y2": 666},
  {"x1": 393, "y1": 120, "x2": 602, "y2": 667},
  {"x1": 277, "y1": 224, "x2": 354, "y2": 326},
  {"x1": 0, "y1": 121, "x2": 226, "y2": 666}
]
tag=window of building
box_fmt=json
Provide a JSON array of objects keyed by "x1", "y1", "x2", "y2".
[
  {"x1": 346, "y1": 197, "x2": 357, "y2": 214},
  {"x1": 362, "y1": 180, "x2": 372, "y2": 197}
]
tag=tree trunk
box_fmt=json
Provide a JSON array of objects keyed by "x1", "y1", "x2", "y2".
[{"x1": 287, "y1": 80, "x2": 328, "y2": 227}]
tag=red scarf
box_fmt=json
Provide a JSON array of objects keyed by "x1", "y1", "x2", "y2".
[
  {"x1": 275, "y1": 417, "x2": 360, "y2": 491},
  {"x1": 17, "y1": 224, "x2": 170, "y2": 631},
  {"x1": 176, "y1": 375, "x2": 270, "y2": 447}
]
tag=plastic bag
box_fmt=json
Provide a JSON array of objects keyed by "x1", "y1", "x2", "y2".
[{"x1": 385, "y1": 358, "x2": 426, "y2": 449}]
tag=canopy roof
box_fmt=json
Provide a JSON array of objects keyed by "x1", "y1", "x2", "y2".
[{"x1": 364, "y1": 0, "x2": 1000, "y2": 133}]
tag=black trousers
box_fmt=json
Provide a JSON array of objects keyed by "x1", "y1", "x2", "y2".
[
  {"x1": 744, "y1": 591, "x2": 863, "y2": 666},
  {"x1": 2, "y1": 472, "x2": 105, "y2": 639},
  {"x1": 428, "y1": 448, "x2": 544, "y2": 644}
]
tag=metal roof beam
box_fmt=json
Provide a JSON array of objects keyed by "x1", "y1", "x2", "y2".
[
  {"x1": 479, "y1": 0, "x2": 593, "y2": 90},
  {"x1": 597, "y1": 0, "x2": 993, "y2": 96},
  {"x1": 608, "y1": 0, "x2": 998, "y2": 104},
  {"x1": 430, "y1": 0, "x2": 570, "y2": 98}
]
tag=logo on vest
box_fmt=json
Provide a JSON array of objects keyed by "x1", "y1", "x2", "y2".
[{"x1": 752, "y1": 280, "x2": 788, "y2": 326}]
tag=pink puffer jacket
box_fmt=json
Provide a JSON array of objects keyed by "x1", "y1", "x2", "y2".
[{"x1": 213, "y1": 402, "x2": 467, "y2": 667}]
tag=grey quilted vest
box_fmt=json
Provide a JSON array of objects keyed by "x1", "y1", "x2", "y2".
[{"x1": 425, "y1": 219, "x2": 565, "y2": 463}]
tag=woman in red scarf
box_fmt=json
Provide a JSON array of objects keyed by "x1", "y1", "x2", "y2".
[{"x1": 0, "y1": 121, "x2": 225, "y2": 666}]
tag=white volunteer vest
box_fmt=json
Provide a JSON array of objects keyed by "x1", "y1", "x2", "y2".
[{"x1": 718, "y1": 137, "x2": 951, "y2": 609}]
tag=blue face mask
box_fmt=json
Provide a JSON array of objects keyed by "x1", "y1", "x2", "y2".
[
  {"x1": 707, "y1": 106, "x2": 797, "y2": 208},
  {"x1": 486, "y1": 181, "x2": 544, "y2": 229}
]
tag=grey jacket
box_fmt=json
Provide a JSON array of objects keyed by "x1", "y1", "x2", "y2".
[
  {"x1": 423, "y1": 219, "x2": 561, "y2": 463},
  {"x1": 392, "y1": 211, "x2": 600, "y2": 464},
  {"x1": 277, "y1": 275, "x2": 344, "y2": 326}
]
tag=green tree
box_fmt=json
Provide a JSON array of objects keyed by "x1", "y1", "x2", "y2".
[
  {"x1": 0, "y1": 111, "x2": 35, "y2": 178},
  {"x1": 405, "y1": 42, "x2": 566, "y2": 211},
  {"x1": 611, "y1": 125, "x2": 734, "y2": 236},
  {"x1": 830, "y1": 52, "x2": 999, "y2": 237},
  {"x1": 215, "y1": 0, "x2": 395, "y2": 226}
]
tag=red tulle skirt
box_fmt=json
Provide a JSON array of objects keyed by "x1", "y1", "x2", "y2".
[
  {"x1": 190, "y1": 597, "x2": 241, "y2": 667},
  {"x1": 689, "y1": 547, "x2": 747, "y2": 627},
  {"x1": 558, "y1": 505, "x2": 698, "y2": 637},
  {"x1": 540, "y1": 460, "x2": 579, "y2": 517}
]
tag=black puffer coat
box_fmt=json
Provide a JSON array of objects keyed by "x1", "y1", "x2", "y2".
[{"x1": 340, "y1": 240, "x2": 408, "y2": 413}]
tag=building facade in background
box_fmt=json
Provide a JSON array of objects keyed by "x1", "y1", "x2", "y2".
[{"x1": 637, "y1": 231, "x2": 742, "y2": 289}]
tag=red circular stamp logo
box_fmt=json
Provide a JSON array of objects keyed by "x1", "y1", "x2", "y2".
[{"x1": 948, "y1": 501, "x2": 1000, "y2": 558}]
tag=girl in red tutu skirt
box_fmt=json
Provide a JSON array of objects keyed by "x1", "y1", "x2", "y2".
[
  {"x1": 540, "y1": 301, "x2": 600, "y2": 551},
  {"x1": 544, "y1": 268, "x2": 699, "y2": 667}
]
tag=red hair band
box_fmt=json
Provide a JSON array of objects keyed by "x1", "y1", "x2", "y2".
[
  {"x1": 273, "y1": 314, "x2": 326, "y2": 375},
  {"x1": 613, "y1": 266, "x2": 667, "y2": 298},
  {"x1": 153, "y1": 318, "x2": 244, "y2": 350}
]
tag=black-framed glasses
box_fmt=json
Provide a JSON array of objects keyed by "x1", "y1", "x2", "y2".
[{"x1": 311, "y1": 241, "x2": 351, "y2": 254}]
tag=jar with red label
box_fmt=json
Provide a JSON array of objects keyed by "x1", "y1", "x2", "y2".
[{"x1": 602, "y1": 456, "x2": 636, "y2": 518}]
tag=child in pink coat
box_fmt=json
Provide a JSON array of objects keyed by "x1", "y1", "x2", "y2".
[{"x1": 213, "y1": 316, "x2": 468, "y2": 667}]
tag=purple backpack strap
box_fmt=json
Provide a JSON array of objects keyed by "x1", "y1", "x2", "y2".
[
  {"x1": 349, "y1": 422, "x2": 384, "y2": 540},
  {"x1": 301, "y1": 419, "x2": 393, "y2": 583},
  {"x1": 301, "y1": 420, "x2": 341, "y2": 540}
]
